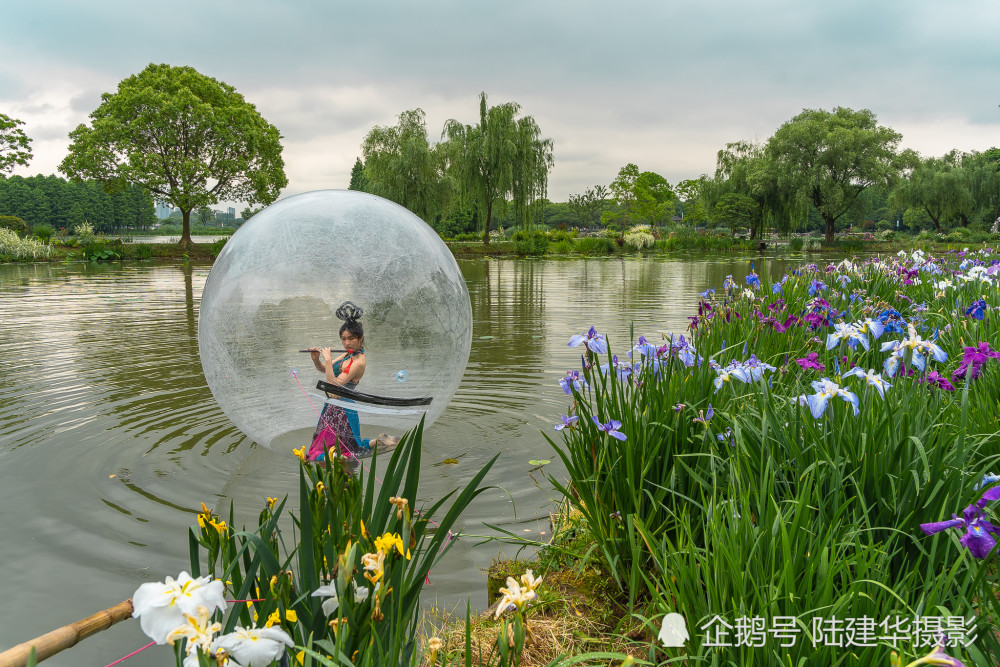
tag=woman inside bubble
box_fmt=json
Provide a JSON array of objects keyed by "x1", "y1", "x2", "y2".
[{"x1": 306, "y1": 301, "x2": 399, "y2": 463}]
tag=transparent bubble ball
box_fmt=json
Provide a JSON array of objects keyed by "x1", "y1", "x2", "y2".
[{"x1": 198, "y1": 190, "x2": 472, "y2": 447}]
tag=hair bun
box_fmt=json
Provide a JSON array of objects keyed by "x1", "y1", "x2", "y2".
[{"x1": 336, "y1": 301, "x2": 363, "y2": 322}]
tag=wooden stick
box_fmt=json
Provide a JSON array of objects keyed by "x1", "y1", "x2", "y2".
[{"x1": 0, "y1": 599, "x2": 134, "y2": 667}]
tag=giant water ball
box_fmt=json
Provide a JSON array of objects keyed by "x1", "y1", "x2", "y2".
[{"x1": 198, "y1": 190, "x2": 472, "y2": 448}]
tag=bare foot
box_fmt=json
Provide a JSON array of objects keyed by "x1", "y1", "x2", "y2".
[{"x1": 376, "y1": 433, "x2": 400, "y2": 449}]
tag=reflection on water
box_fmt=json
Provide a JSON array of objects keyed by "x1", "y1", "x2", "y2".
[{"x1": 0, "y1": 255, "x2": 806, "y2": 665}]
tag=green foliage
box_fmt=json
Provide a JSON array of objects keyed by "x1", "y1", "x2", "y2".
[
  {"x1": 0, "y1": 227, "x2": 51, "y2": 261},
  {"x1": 209, "y1": 237, "x2": 228, "y2": 258},
  {"x1": 82, "y1": 242, "x2": 118, "y2": 262},
  {"x1": 574, "y1": 237, "x2": 616, "y2": 255},
  {"x1": 0, "y1": 214, "x2": 28, "y2": 236},
  {"x1": 60, "y1": 63, "x2": 287, "y2": 246},
  {"x1": 566, "y1": 185, "x2": 608, "y2": 228},
  {"x1": 512, "y1": 230, "x2": 549, "y2": 256},
  {"x1": 788, "y1": 236, "x2": 804, "y2": 251},
  {"x1": 443, "y1": 92, "x2": 554, "y2": 242},
  {"x1": 0, "y1": 174, "x2": 156, "y2": 233},
  {"x1": 183, "y1": 419, "x2": 498, "y2": 667},
  {"x1": 32, "y1": 223, "x2": 53, "y2": 244},
  {"x1": 549, "y1": 258, "x2": 1000, "y2": 664},
  {"x1": 766, "y1": 106, "x2": 912, "y2": 244},
  {"x1": 348, "y1": 157, "x2": 369, "y2": 192},
  {"x1": 0, "y1": 113, "x2": 32, "y2": 175},
  {"x1": 890, "y1": 152, "x2": 973, "y2": 233},
  {"x1": 363, "y1": 109, "x2": 451, "y2": 223}
]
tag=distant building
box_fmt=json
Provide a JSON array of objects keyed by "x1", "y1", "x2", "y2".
[{"x1": 155, "y1": 202, "x2": 175, "y2": 219}]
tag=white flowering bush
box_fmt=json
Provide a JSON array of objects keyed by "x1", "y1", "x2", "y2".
[
  {"x1": 623, "y1": 225, "x2": 655, "y2": 250},
  {"x1": 0, "y1": 227, "x2": 52, "y2": 260}
]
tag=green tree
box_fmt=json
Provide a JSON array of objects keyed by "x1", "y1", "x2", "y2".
[
  {"x1": 348, "y1": 157, "x2": 369, "y2": 192},
  {"x1": 60, "y1": 63, "x2": 287, "y2": 247},
  {"x1": 567, "y1": 185, "x2": 609, "y2": 228},
  {"x1": 962, "y1": 148, "x2": 1000, "y2": 228},
  {"x1": 713, "y1": 193, "x2": 760, "y2": 236},
  {"x1": 362, "y1": 109, "x2": 450, "y2": 223},
  {"x1": 766, "y1": 107, "x2": 912, "y2": 244},
  {"x1": 197, "y1": 206, "x2": 215, "y2": 226},
  {"x1": 442, "y1": 92, "x2": 553, "y2": 244},
  {"x1": 0, "y1": 113, "x2": 32, "y2": 175},
  {"x1": 889, "y1": 153, "x2": 973, "y2": 232},
  {"x1": 634, "y1": 171, "x2": 674, "y2": 228},
  {"x1": 241, "y1": 206, "x2": 261, "y2": 221},
  {"x1": 607, "y1": 163, "x2": 641, "y2": 239}
]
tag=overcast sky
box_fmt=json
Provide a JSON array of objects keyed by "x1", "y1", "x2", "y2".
[{"x1": 4, "y1": 0, "x2": 1000, "y2": 204}]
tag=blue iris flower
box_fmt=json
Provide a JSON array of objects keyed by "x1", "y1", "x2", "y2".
[
  {"x1": 592, "y1": 415, "x2": 627, "y2": 441},
  {"x1": 568, "y1": 326, "x2": 608, "y2": 354},
  {"x1": 965, "y1": 299, "x2": 988, "y2": 321},
  {"x1": 554, "y1": 415, "x2": 579, "y2": 431}
]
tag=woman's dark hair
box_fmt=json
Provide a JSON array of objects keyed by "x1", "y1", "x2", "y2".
[{"x1": 336, "y1": 301, "x2": 364, "y2": 340}]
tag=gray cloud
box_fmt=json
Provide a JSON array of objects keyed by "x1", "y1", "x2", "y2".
[{"x1": 5, "y1": 0, "x2": 1000, "y2": 199}]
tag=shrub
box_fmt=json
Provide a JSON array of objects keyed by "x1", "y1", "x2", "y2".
[
  {"x1": 209, "y1": 237, "x2": 228, "y2": 258},
  {"x1": 0, "y1": 215, "x2": 28, "y2": 237},
  {"x1": 788, "y1": 237, "x2": 804, "y2": 251},
  {"x1": 73, "y1": 221, "x2": 99, "y2": 245},
  {"x1": 547, "y1": 229, "x2": 577, "y2": 243},
  {"x1": 549, "y1": 239, "x2": 574, "y2": 254},
  {"x1": 0, "y1": 228, "x2": 52, "y2": 261},
  {"x1": 513, "y1": 230, "x2": 549, "y2": 256},
  {"x1": 874, "y1": 230, "x2": 896, "y2": 242},
  {"x1": 575, "y1": 237, "x2": 617, "y2": 255},
  {"x1": 597, "y1": 227, "x2": 620, "y2": 240},
  {"x1": 32, "y1": 224, "x2": 54, "y2": 244},
  {"x1": 623, "y1": 225, "x2": 655, "y2": 250}
]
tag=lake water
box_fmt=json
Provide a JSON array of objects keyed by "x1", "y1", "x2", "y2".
[{"x1": 0, "y1": 255, "x2": 807, "y2": 665}]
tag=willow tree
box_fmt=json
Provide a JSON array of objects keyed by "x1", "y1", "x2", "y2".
[
  {"x1": 889, "y1": 153, "x2": 973, "y2": 232},
  {"x1": 766, "y1": 107, "x2": 912, "y2": 244},
  {"x1": 60, "y1": 63, "x2": 287, "y2": 247},
  {"x1": 715, "y1": 140, "x2": 800, "y2": 239},
  {"x1": 362, "y1": 109, "x2": 451, "y2": 223},
  {"x1": 443, "y1": 93, "x2": 553, "y2": 244}
]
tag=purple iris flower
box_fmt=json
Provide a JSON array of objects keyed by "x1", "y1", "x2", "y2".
[
  {"x1": 794, "y1": 352, "x2": 825, "y2": 371},
  {"x1": 920, "y1": 371, "x2": 957, "y2": 391},
  {"x1": 700, "y1": 287, "x2": 716, "y2": 299},
  {"x1": 568, "y1": 326, "x2": 608, "y2": 354},
  {"x1": 723, "y1": 275, "x2": 737, "y2": 291},
  {"x1": 692, "y1": 404, "x2": 714, "y2": 425},
  {"x1": 964, "y1": 299, "x2": 987, "y2": 321},
  {"x1": 559, "y1": 370, "x2": 586, "y2": 394},
  {"x1": 591, "y1": 415, "x2": 627, "y2": 441},
  {"x1": 952, "y1": 342, "x2": 1000, "y2": 382},
  {"x1": 920, "y1": 487, "x2": 1000, "y2": 559},
  {"x1": 554, "y1": 415, "x2": 579, "y2": 431}
]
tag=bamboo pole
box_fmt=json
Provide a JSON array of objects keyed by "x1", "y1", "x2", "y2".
[{"x1": 0, "y1": 599, "x2": 134, "y2": 667}]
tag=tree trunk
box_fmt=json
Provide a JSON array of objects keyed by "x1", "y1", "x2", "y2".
[
  {"x1": 482, "y1": 200, "x2": 493, "y2": 245},
  {"x1": 823, "y1": 213, "x2": 836, "y2": 245},
  {"x1": 180, "y1": 208, "x2": 193, "y2": 247}
]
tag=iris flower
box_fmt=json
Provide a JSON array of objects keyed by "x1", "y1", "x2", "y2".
[
  {"x1": 920, "y1": 487, "x2": 1000, "y2": 559},
  {"x1": 132, "y1": 572, "x2": 226, "y2": 644},
  {"x1": 794, "y1": 352, "x2": 825, "y2": 371},
  {"x1": 826, "y1": 322, "x2": 869, "y2": 351},
  {"x1": 952, "y1": 341, "x2": 1000, "y2": 382},
  {"x1": 880, "y1": 323, "x2": 947, "y2": 375},
  {"x1": 213, "y1": 626, "x2": 294, "y2": 667},
  {"x1": 692, "y1": 404, "x2": 714, "y2": 425},
  {"x1": 745, "y1": 272, "x2": 761, "y2": 289},
  {"x1": 600, "y1": 355, "x2": 636, "y2": 381},
  {"x1": 842, "y1": 367, "x2": 892, "y2": 399},
  {"x1": 964, "y1": 299, "x2": 987, "y2": 320},
  {"x1": 801, "y1": 378, "x2": 859, "y2": 419},
  {"x1": 723, "y1": 275, "x2": 737, "y2": 291},
  {"x1": 568, "y1": 326, "x2": 608, "y2": 354},
  {"x1": 554, "y1": 415, "x2": 579, "y2": 431},
  {"x1": 592, "y1": 415, "x2": 627, "y2": 440},
  {"x1": 559, "y1": 370, "x2": 586, "y2": 394},
  {"x1": 919, "y1": 371, "x2": 956, "y2": 391}
]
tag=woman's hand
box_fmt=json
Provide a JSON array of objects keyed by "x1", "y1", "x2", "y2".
[{"x1": 320, "y1": 347, "x2": 333, "y2": 365}]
